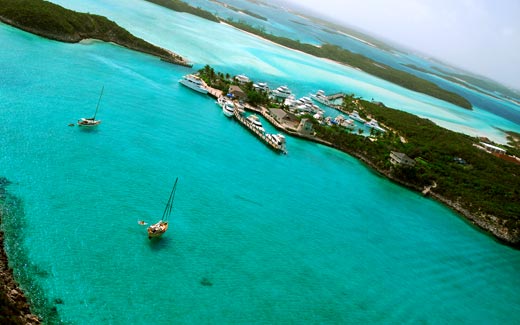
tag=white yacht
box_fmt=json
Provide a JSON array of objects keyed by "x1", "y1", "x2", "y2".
[
  {"x1": 270, "y1": 85, "x2": 292, "y2": 98},
  {"x1": 300, "y1": 96, "x2": 313, "y2": 105},
  {"x1": 247, "y1": 114, "x2": 265, "y2": 132},
  {"x1": 365, "y1": 119, "x2": 386, "y2": 132},
  {"x1": 292, "y1": 97, "x2": 320, "y2": 114},
  {"x1": 179, "y1": 74, "x2": 208, "y2": 94},
  {"x1": 341, "y1": 118, "x2": 355, "y2": 129},
  {"x1": 349, "y1": 110, "x2": 366, "y2": 123},
  {"x1": 253, "y1": 82, "x2": 270, "y2": 92},
  {"x1": 311, "y1": 90, "x2": 331, "y2": 106},
  {"x1": 222, "y1": 100, "x2": 235, "y2": 117},
  {"x1": 235, "y1": 74, "x2": 250, "y2": 84},
  {"x1": 283, "y1": 94, "x2": 297, "y2": 107},
  {"x1": 266, "y1": 133, "x2": 287, "y2": 152}
]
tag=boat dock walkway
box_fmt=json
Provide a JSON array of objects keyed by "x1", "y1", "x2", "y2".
[
  {"x1": 205, "y1": 86, "x2": 285, "y2": 153},
  {"x1": 205, "y1": 85, "x2": 331, "y2": 152},
  {"x1": 233, "y1": 108, "x2": 287, "y2": 154},
  {"x1": 207, "y1": 87, "x2": 223, "y2": 99}
]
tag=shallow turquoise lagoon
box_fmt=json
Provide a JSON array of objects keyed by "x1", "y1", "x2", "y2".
[{"x1": 1, "y1": 5, "x2": 520, "y2": 325}]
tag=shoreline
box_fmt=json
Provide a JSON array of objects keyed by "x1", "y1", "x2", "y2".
[
  {"x1": 0, "y1": 17, "x2": 192, "y2": 68},
  {"x1": 209, "y1": 89, "x2": 519, "y2": 248},
  {"x1": 0, "y1": 211, "x2": 41, "y2": 324}
]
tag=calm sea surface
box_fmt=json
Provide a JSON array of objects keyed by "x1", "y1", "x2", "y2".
[{"x1": 1, "y1": 1, "x2": 519, "y2": 324}]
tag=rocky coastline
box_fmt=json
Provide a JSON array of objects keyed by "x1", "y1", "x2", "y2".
[
  {"x1": 0, "y1": 219, "x2": 40, "y2": 324},
  {"x1": 345, "y1": 149, "x2": 520, "y2": 248}
]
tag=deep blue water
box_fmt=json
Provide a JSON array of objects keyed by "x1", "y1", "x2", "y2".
[{"x1": 1, "y1": 1, "x2": 520, "y2": 324}]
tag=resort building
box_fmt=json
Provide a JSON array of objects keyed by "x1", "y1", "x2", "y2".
[
  {"x1": 297, "y1": 118, "x2": 314, "y2": 136},
  {"x1": 479, "y1": 142, "x2": 507, "y2": 155},
  {"x1": 228, "y1": 85, "x2": 247, "y2": 101},
  {"x1": 389, "y1": 151, "x2": 416, "y2": 167}
]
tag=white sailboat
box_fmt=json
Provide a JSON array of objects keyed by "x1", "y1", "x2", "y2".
[
  {"x1": 78, "y1": 86, "x2": 103, "y2": 127},
  {"x1": 147, "y1": 177, "x2": 179, "y2": 239}
]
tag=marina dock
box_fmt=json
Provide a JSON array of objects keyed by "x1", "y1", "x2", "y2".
[
  {"x1": 207, "y1": 87, "x2": 223, "y2": 99},
  {"x1": 233, "y1": 108, "x2": 287, "y2": 154},
  {"x1": 203, "y1": 85, "x2": 335, "y2": 152},
  {"x1": 205, "y1": 86, "x2": 286, "y2": 153}
]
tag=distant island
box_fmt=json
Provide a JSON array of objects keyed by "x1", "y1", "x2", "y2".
[
  {"x1": 223, "y1": 20, "x2": 472, "y2": 110},
  {"x1": 0, "y1": 0, "x2": 191, "y2": 67},
  {"x1": 405, "y1": 64, "x2": 520, "y2": 102},
  {"x1": 145, "y1": 0, "x2": 472, "y2": 110}
]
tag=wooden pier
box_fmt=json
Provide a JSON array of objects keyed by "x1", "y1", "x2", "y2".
[
  {"x1": 204, "y1": 86, "x2": 287, "y2": 153},
  {"x1": 233, "y1": 108, "x2": 287, "y2": 154},
  {"x1": 207, "y1": 87, "x2": 223, "y2": 99}
]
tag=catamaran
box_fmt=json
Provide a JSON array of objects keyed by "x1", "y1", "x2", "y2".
[
  {"x1": 78, "y1": 86, "x2": 103, "y2": 126},
  {"x1": 148, "y1": 177, "x2": 179, "y2": 239}
]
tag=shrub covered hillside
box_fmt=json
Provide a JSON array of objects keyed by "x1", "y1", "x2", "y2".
[{"x1": 0, "y1": 0, "x2": 181, "y2": 60}]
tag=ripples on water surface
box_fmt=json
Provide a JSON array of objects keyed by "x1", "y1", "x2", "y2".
[{"x1": 1, "y1": 1, "x2": 519, "y2": 323}]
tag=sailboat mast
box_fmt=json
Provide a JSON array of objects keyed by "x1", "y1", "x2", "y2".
[
  {"x1": 162, "y1": 177, "x2": 178, "y2": 221},
  {"x1": 93, "y1": 85, "x2": 104, "y2": 119}
]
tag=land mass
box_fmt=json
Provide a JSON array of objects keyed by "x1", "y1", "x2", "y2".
[
  {"x1": 404, "y1": 64, "x2": 504, "y2": 100},
  {"x1": 198, "y1": 65, "x2": 520, "y2": 247},
  {"x1": 145, "y1": 0, "x2": 472, "y2": 110},
  {"x1": 209, "y1": 0, "x2": 268, "y2": 21},
  {"x1": 0, "y1": 0, "x2": 192, "y2": 67}
]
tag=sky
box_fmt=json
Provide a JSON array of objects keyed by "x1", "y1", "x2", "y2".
[{"x1": 283, "y1": 0, "x2": 520, "y2": 90}]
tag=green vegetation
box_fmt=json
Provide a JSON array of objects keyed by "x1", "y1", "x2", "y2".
[
  {"x1": 145, "y1": 0, "x2": 220, "y2": 22},
  {"x1": 504, "y1": 130, "x2": 520, "y2": 157},
  {"x1": 406, "y1": 64, "x2": 520, "y2": 102},
  {"x1": 432, "y1": 66, "x2": 520, "y2": 100},
  {"x1": 241, "y1": 10, "x2": 267, "y2": 21},
  {"x1": 311, "y1": 99, "x2": 519, "y2": 225},
  {"x1": 198, "y1": 65, "x2": 232, "y2": 91},
  {"x1": 224, "y1": 20, "x2": 472, "y2": 110},
  {"x1": 0, "y1": 0, "x2": 188, "y2": 64},
  {"x1": 213, "y1": 0, "x2": 268, "y2": 21},
  {"x1": 198, "y1": 65, "x2": 270, "y2": 106},
  {"x1": 404, "y1": 64, "x2": 504, "y2": 100}
]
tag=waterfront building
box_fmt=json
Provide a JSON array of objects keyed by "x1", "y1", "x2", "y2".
[
  {"x1": 479, "y1": 142, "x2": 507, "y2": 155},
  {"x1": 389, "y1": 151, "x2": 416, "y2": 167},
  {"x1": 297, "y1": 118, "x2": 314, "y2": 135},
  {"x1": 228, "y1": 85, "x2": 247, "y2": 101}
]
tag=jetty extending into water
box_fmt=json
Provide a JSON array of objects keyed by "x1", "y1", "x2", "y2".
[
  {"x1": 206, "y1": 87, "x2": 286, "y2": 153},
  {"x1": 232, "y1": 108, "x2": 287, "y2": 153}
]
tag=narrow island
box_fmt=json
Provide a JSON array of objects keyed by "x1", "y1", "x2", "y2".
[
  {"x1": 0, "y1": 0, "x2": 192, "y2": 67},
  {"x1": 197, "y1": 65, "x2": 520, "y2": 247}
]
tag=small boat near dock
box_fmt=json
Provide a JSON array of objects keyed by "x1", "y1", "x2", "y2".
[
  {"x1": 217, "y1": 96, "x2": 235, "y2": 117},
  {"x1": 179, "y1": 74, "x2": 208, "y2": 94}
]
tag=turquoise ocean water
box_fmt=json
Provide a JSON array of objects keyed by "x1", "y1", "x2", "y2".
[{"x1": 1, "y1": 1, "x2": 520, "y2": 324}]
